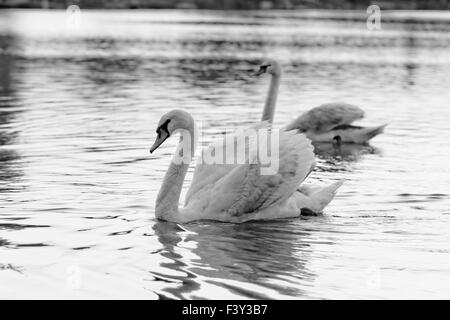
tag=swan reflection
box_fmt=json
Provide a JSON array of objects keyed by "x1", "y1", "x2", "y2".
[
  {"x1": 151, "y1": 220, "x2": 318, "y2": 299},
  {"x1": 313, "y1": 141, "x2": 380, "y2": 162}
]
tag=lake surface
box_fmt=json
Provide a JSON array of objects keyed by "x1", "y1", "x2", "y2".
[{"x1": 0, "y1": 9, "x2": 450, "y2": 299}]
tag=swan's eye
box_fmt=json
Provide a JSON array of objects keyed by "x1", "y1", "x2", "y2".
[
  {"x1": 157, "y1": 119, "x2": 171, "y2": 137},
  {"x1": 259, "y1": 64, "x2": 271, "y2": 73}
]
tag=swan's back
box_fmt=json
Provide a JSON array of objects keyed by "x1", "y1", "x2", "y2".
[
  {"x1": 186, "y1": 129, "x2": 315, "y2": 218},
  {"x1": 185, "y1": 122, "x2": 269, "y2": 205},
  {"x1": 285, "y1": 102, "x2": 364, "y2": 133}
]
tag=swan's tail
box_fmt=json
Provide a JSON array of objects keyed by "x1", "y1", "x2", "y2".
[
  {"x1": 308, "y1": 179, "x2": 344, "y2": 213},
  {"x1": 360, "y1": 124, "x2": 387, "y2": 142}
]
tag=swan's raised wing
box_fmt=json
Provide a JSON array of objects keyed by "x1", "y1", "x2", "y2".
[
  {"x1": 202, "y1": 130, "x2": 315, "y2": 216},
  {"x1": 185, "y1": 122, "x2": 269, "y2": 205},
  {"x1": 285, "y1": 102, "x2": 364, "y2": 133}
]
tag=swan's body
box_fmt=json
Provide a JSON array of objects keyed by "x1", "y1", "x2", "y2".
[
  {"x1": 151, "y1": 110, "x2": 340, "y2": 223},
  {"x1": 284, "y1": 102, "x2": 387, "y2": 144},
  {"x1": 256, "y1": 60, "x2": 386, "y2": 144}
]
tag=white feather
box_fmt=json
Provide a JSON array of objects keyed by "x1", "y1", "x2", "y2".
[{"x1": 179, "y1": 127, "x2": 318, "y2": 222}]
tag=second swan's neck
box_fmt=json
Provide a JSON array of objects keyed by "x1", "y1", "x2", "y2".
[
  {"x1": 155, "y1": 128, "x2": 196, "y2": 222},
  {"x1": 261, "y1": 73, "x2": 280, "y2": 123}
]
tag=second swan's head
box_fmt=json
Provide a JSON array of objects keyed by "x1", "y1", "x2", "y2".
[
  {"x1": 253, "y1": 59, "x2": 282, "y2": 77},
  {"x1": 150, "y1": 109, "x2": 194, "y2": 153}
]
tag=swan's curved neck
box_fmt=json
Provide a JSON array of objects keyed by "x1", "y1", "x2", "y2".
[
  {"x1": 155, "y1": 126, "x2": 196, "y2": 221},
  {"x1": 261, "y1": 72, "x2": 280, "y2": 123}
]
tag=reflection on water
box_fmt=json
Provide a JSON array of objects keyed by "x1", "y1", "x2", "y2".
[
  {"x1": 0, "y1": 10, "x2": 450, "y2": 299},
  {"x1": 153, "y1": 220, "x2": 315, "y2": 299},
  {"x1": 313, "y1": 142, "x2": 378, "y2": 162}
]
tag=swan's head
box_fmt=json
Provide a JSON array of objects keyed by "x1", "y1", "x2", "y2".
[
  {"x1": 150, "y1": 109, "x2": 194, "y2": 153},
  {"x1": 253, "y1": 59, "x2": 281, "y2": 77}
]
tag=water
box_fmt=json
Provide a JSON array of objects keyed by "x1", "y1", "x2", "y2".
[{"x1": 1, "y1": 9, "x2": 450, "y2": 299}]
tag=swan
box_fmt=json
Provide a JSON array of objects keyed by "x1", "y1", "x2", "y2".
[
  {"x1": 254, "y1": 59, "x2": 387, "y2": 144},
  {"x1": 150, "y1": 109, "x2": 342, "y2": 223}
]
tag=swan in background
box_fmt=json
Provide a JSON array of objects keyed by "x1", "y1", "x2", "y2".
[
  {"x1": 254, "y1": 59, "x2": 387, "y2": 144},
  {"x1": 253, "y1": 59, "x2": 281, "y2": 124},
  {"x1": 150, "y1": 109, "x2": 342, "y2": 223},
  {"x1": 284, "y1": 103, "x2": 387, "y2": 144}
]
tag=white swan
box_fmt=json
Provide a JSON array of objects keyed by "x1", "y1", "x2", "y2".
[
  {"x1": 150, "y1": 109, "x2": 342, "y2": 223},
  {"x1": 254, "y1": 59, "x2": 387, "y2": 144}
]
